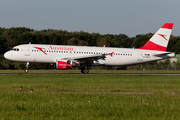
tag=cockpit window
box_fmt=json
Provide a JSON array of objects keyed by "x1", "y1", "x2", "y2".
[{"x1": 11, "y1": 48, "x2": 19, "y2": 51}]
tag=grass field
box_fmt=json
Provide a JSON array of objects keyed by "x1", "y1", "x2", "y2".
[{"x1": 1, "y1": 72, "x2": 180, "y2": 119}]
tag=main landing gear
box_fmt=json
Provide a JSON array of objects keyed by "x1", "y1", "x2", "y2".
[
  {"x1": 25, "y1": 62, "x2": 29, "y2": 73},
  {"x1": 81, "y1": 67, "x2": 89, "y2": 74}
]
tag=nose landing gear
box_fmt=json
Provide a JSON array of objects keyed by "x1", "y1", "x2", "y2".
[{"x1": 25, "y1": 62, "x2": 29, "y2": 73}]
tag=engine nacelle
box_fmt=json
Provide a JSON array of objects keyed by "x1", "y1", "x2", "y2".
[{"x1": 56, "y1": 60, "x2": 72, "y2": 70}]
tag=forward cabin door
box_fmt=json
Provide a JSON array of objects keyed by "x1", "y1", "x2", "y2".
[{"x1": 25, "y1": 45, "x2": 30, "y2": 56}]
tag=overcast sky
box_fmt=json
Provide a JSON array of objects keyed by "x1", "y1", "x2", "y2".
[{"x1": 0, "y1": 0, "x2": 179, "y2": 37}]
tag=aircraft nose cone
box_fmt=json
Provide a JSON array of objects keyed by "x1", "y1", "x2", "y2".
[
  {"x1": 4, "y1": 52, "x2": 8, "y2": 59},
  {"x1": 4, "y1": 52, "x2": 11, "y2": 60}
]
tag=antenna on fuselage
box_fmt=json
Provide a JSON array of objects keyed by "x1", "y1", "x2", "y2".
[
  {"x1": 29, "y1": 42, "x2": 31, "y2": 44},
  {"x1": 103, "y1": 45, "x2": 106, "y2": 48}
]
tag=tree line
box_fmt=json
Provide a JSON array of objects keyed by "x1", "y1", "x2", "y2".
[{"x1": 0, "y1": 27, "x2": 180, "y2": 70}]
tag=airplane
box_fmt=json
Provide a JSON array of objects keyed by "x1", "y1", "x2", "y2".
[{"x1": 4, "y1": 23, "x2": 175, "y2": 74}]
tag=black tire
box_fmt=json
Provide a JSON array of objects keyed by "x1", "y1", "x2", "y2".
[
  {"x1": 81, "y1": 67, "x2": 89, "y2": 74},
  {"x1": 83, "y1": 69, "x2": 89, "y2": 74},
  {"x1": 81, "y1": 69, "x2": 84, "y2": 73}
]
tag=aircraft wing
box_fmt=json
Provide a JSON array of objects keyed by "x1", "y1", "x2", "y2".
[{"x1": 61, "y1": 52, "x2": 114, "y2": 65}]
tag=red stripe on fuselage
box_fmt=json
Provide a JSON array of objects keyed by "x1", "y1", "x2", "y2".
[
  {"x1": 138, "y1": 41, "x2": 166, "y2": 51},
  {"x1": 161, "y1": 23, "x2": 173, "y2": 29},
  {"x1": 34, "y1": 47, "x2": 47, "y2": 55}
]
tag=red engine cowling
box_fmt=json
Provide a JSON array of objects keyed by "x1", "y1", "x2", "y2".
[{"x1": 56, "y1": 60, "x2": 72, "y2": 70}]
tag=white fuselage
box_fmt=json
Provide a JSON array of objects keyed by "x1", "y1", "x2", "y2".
[{"x1": 4, "y1": 44, "x2": 175, "y2": 66}]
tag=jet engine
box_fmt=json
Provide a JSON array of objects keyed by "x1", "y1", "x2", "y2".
[{"x1": 56, "y1": 60, "x2": 72, "y2": 70}]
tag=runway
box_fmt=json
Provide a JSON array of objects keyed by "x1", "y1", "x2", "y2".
[{"x1": 1, "y1": 73, "x2": 180, "y2": 75}]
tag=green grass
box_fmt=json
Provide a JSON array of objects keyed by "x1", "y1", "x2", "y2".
[
  {"x1": 0, "y1": 74, "x2": 180, "y2": 92},
  {"x1": 1, "y1": 93, "x2": 180, "y2": 120},
  {"x1": 1, "y1": 74, "x2": 180, "y2": 119}
]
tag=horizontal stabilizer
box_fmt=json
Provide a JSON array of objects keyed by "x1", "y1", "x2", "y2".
[{"x1": 154, "y1": 52, "x2": 175, "y2": 57}]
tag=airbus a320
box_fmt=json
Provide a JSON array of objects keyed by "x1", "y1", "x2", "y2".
[{"x1": 4, "y1": 23, "x2": 175, "y2": 73}]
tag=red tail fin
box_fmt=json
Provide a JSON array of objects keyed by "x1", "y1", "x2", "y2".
[{"x1": 139, "y1": 23, "x2": 173, "y2": 51}]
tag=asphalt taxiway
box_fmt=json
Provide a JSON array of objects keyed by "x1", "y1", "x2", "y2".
[{"x1": 1, "y1": 73, "x2": 180, "y2": 75}]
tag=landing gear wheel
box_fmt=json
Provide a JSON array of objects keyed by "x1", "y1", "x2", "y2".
[
  {"x1": 83, "y1": 69, "x2": 89, "y2": 74},
  {"x1": 25, "y1": 62, "x2": 29, "y2": 73},
  {"x1": 81, "y1": 67, "x2": 89, "y2": 74},
  {"x1": 25, "y1": 69, "x2": 29, "y2": 73},
  {"x1": 81, "y1": 69, "x2": 84, "y2": 73}
]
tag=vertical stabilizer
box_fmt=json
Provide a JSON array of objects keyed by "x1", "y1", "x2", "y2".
[{"x1": 139, "y1": 23, "x2": 173, "y2": 51}]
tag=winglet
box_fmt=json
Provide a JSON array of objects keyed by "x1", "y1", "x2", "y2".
[{"x1": 109, "y1": 52, "x2": 114, "y2": 57}]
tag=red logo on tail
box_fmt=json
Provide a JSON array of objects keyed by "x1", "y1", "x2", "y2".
[{"x1": 158, "y1": 34, "x2": 167, "y2": 41}]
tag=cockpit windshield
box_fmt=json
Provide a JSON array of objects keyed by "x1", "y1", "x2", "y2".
[{"x1": 11, "y1": 48, "x2": 19, "y2": 51}]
